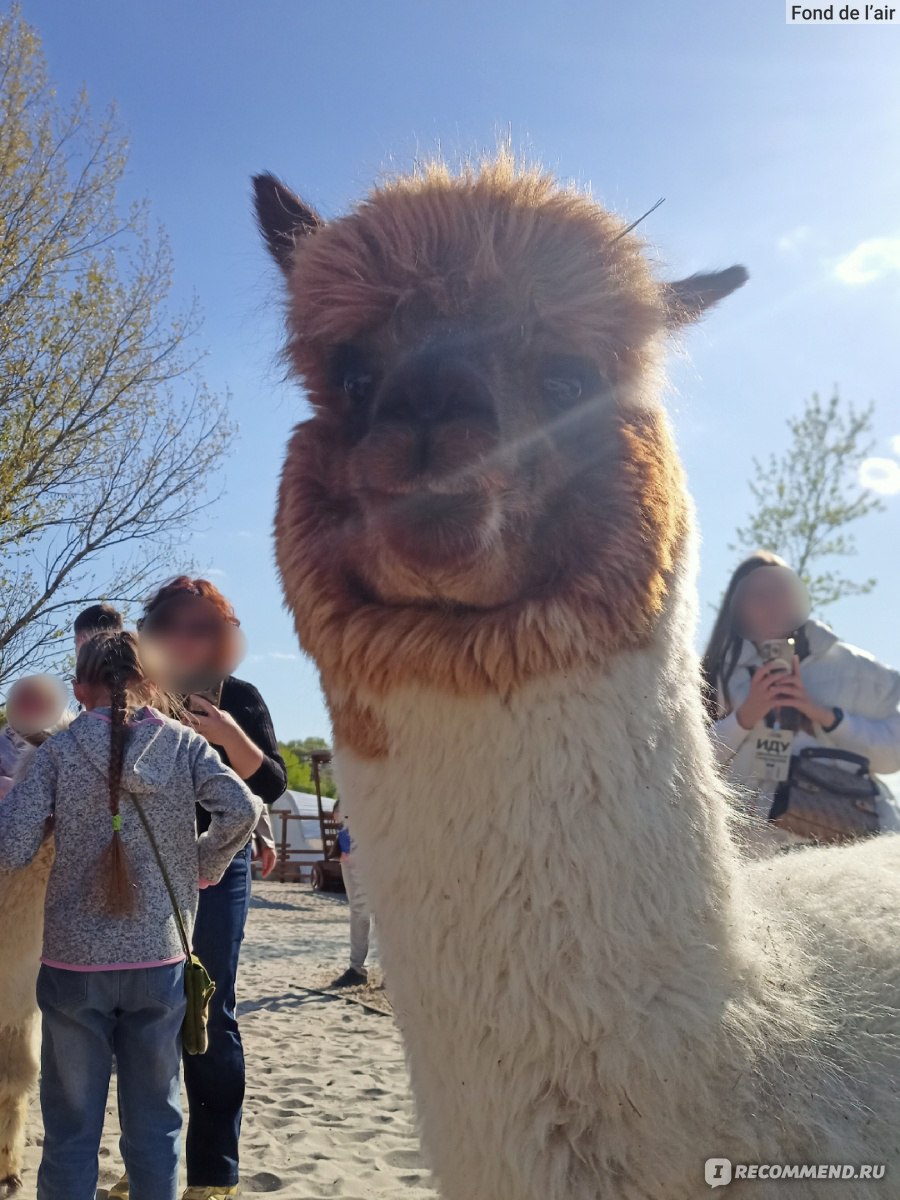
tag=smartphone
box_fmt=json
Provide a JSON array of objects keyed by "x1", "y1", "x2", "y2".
[
  {"x1": 758, "y1": 638, "x2": 796, "y2": 675},
  {"x1": 184, "y1": 679, "x2": 224, "y2": 713}
]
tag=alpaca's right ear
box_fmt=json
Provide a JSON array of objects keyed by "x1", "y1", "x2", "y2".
[{"x1": 252, "y1": 172, "x2": 323, "y2": 273}]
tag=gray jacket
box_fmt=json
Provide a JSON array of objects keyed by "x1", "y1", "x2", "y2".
[{"x1": 0, "y1": 707, "x2": 261, "y2": 966}]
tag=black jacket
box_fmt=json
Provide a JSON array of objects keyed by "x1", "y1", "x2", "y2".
[{"x1": 196, "y1": 675, "x2": 287, "y2": 834}]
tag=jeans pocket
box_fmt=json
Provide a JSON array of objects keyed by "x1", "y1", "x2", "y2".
[
  {"x1": 37, "y1": 965, "x2": 88, "y2": 1012},
  {"x1": 144, "y1": 962, "x2": 186, "y2": 1011}
]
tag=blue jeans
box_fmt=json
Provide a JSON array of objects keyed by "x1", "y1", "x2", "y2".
[
  {"x1": 36, "y1": 962, "x2": 185, "y2": 1200},
  {"x1": 184, "y1": 843, "x2": 251, "y2": 1186}
]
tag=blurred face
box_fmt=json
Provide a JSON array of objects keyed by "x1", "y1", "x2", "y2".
[
  {"x1": 10, "y1": 681, "x2": 49, "y2": 722},
  {"x1": 7, "y1": 675, "x2": 67, "y2": 736},
  {"x1": 142, "y1": 597, "x2": 229, "y2": 681},
  {"x1": 731, "y1": 566, "x2": 809, "y2": 643}
]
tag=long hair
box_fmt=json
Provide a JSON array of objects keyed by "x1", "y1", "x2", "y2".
[
  {"x1": 700, "y1": 551, "x2": 789, "y2": 719},
  {"x1": 75, "y1": 630, "x2": 149, "y2": 917}
]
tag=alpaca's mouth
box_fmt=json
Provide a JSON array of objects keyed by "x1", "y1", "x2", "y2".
[{"x1": 362, "y1": 489, "x2": 498, "y2": 569}]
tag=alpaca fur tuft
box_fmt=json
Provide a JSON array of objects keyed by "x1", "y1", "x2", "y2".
[
  {"x1": 256, "y1": 154, "x2": 900, "y2": 1198},
  {"x1": 0, "y1": 723, "x2": 67, "y2": 1193}
]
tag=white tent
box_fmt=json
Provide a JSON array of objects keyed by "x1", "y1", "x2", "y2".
[{"x1": 268, "y1": 789, "x2": 338, "y2": 879}]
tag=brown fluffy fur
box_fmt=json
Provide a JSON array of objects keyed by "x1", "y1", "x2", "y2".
[
  {"x1": 258, "y1": 156, "x2": 734, "y2": 760},
  {"x1": 276, "y1": 405, "x2": 688, "y2": 751},
  {"x1": 285, "y1": 158, "x2": 665, "y2": 379}
]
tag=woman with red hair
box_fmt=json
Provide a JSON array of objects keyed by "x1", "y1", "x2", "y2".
[{"x1": 131, "y1": 577, "x2": 287, "y2": 1200}]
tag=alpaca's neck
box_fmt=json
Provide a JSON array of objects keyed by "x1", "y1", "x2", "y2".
[
  {"x1": 332, "y1": 574, "x2": 772, "y2": 1197},
  {"x1": 336, "y1": 574, "x2": 747, "y2": 1041}
]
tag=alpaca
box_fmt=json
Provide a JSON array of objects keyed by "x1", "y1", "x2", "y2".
[
  {"x1": 0, "y1": 707, "x2": 67, "y2": 1195},
  {"x1": 0, "y1": 841, "x2": 53, "y2": 1195},
  {"x1": 253, "y1": 157, "x2": 900, "y2": 1199}
]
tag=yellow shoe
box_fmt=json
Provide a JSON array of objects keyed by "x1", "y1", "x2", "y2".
[
  {"x1": 182, "y1": 1189, "x2": 241, "y2": 1199},
  {"x1": 108, "y1": 1175, "x2": 129, "y2": 1199}
]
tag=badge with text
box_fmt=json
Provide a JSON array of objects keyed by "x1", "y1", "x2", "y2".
[{"x1": 751, "y1": 729, "x2": 795, "y2": 783}]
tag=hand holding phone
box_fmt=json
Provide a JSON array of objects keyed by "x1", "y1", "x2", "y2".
[
  {"x1": 183, "y1": 679, "x2": 224, "y2": 715},
  {"x1": 757, "y1": 638, "x2": 796, "y2": 676},
  {"x1": 736, "y1": 660, "x2": 797, "y2": 730}
]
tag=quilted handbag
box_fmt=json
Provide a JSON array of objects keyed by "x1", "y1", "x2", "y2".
[{"x1": 770, "y1": 747, "x2": 880, "y2": 844}]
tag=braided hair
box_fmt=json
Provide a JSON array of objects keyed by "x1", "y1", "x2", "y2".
[{"x1": 75, "y1": 630, "x2": 149, "y2": 917}]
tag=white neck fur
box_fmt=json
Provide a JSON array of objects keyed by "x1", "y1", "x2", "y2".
[{"x1": 331, "y1": 553, "x2": 764, "y2": 1197}]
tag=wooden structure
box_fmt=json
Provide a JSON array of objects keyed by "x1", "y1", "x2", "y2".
[
  {"x1": 271, "y1": 750, "x2": 345, "y2": 891},
  {"x1": 308, "y1": 750, "x2": 345, "y2": 891}
]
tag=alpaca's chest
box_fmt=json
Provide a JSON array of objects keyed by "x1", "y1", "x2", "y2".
[
  {"x1": 332, "y1": 662, "x2": 724, "y2": 1025},
  {"x1": 336, "y1": 671, "x2": 637, "y2": 896}
]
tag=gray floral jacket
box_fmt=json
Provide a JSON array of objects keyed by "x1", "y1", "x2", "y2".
[{"x1": 0, "y1": 707, "x2": 261, "y2": 966}]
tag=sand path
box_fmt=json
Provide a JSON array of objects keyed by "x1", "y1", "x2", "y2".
[{"x1": 23, "y1": 881, "x2": 439, "y2": 1199}]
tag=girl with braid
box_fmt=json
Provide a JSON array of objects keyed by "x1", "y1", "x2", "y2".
[{"x1": 0, "y1": 632, "x2": 261, "y2": 1200}]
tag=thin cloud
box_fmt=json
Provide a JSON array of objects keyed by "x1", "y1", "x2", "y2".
[
  {"x1": 834, "y1": 237, "x2": 900, "y2": 286},
  {"x1": 268, "y1": 651, "x2": 298, "y2": 661},
  {"x1": 859, "y1": 457, "x2": 900, "y2": 496},
  {"x1": 205, "y1": 568, "x2": 227, "y2": 578},
  {"x1": 891, "y1": 434, "x2": 900, "y2": 457},
  {"x1": 777, "y1": 225, "x2": 811, "y2": 255}
]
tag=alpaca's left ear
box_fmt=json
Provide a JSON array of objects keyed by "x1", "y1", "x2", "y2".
[
  {"x1": 253, "y1": 172, "x2": 324, "y2": 273},
  {"x1": 663, "y1": 265, "x2": 748, "y2": 326}
]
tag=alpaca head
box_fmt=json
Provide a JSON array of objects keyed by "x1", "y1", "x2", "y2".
[{"x1": 255, "y1": 157, "x2": 745, "y2": 730}]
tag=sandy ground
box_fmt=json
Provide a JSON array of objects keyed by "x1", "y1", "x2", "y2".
[{"x1": 23, "y1": 881, "x2": 440, "y2": 1199}]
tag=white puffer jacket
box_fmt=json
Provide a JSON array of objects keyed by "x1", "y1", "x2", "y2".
[{"x1": 713, "y1": 620, "x2": 900, "y2": 848}]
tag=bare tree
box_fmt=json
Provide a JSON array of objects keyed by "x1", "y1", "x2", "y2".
[
  {"x1": 732, "y1": 391, "x2": 884, "y2": 610},
  {"x1": 0, "y1": 6, "x2": 234, "y2": 686}
]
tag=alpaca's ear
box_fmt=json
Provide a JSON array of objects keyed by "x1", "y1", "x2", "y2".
[
  {"x1": 253, "y1": 172, "x2": 323, "y2": 272},
  {"x1": 663, "y1": 265, "x2": 748, "y2": 326}
]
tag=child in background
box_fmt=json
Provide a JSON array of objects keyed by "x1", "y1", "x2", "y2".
[
  {"x1": 0, "y1": 675, "x2": 68, "y2": 797},
  {"x1": 330, "y1": 800, "x2": 372, "y2": 988},
  {"x1": 0, "y1": 632, "x2": 261, "y2": 1200},
  {"x1": 73, "y1": 602, "x2": 124, "y2": 654}
]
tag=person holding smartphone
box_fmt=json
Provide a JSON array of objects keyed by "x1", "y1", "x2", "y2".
[
  {"x1": 702, "y1": 552, "x2": 900, "y2": 851},
  {"x1": 130, "y1": 578, "x2": 287, "y2": 1200}
]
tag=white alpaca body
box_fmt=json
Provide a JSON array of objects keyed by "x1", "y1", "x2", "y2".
[{"x1": 335, "y1": 574, "x2": 900, "y2": 1199}]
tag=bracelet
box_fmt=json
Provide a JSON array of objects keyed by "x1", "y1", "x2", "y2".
[{"x1": 822, "y1": 707, "x2": 844, "y2": 733}]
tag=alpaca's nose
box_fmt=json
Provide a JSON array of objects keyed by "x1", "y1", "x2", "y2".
[{"x1": 372, "y1": 349, "x2": 497, "y2": 431}]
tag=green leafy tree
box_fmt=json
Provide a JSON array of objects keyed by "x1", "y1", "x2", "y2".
[
  {"x1": 732, "y1": 392, "x2": 884, "y2": 610},
  {"x1": 0, "y1": 7, "x2": 233, "y2": 687},
  {"x1": 278, "y1": 739, "x2": 337, "y2": 797}
]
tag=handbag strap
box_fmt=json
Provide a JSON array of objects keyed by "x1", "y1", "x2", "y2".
[
  {"x1": 128, "y1": 793, "x2": 192, "y2": 961},
  {"x1": 797, "y1": 746, "x2": 871, "y2": 775}
]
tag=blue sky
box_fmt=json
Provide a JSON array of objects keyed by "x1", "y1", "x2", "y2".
[{"x1": 18, "y1": 0, "x2": 900, "y2": 741}]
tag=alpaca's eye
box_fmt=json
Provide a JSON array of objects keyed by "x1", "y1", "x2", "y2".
[
  {"x1": 540, "y1": 356, "x2": 604, "y2": 413},
  {"x1": 330, "y1": 344, "x2": 376, "y2": 404},
  {"x1": 543, "y1": 376, "x2": 583, "y2": 405},
  {"x1": 343, "y1": 371, "x2": 374, "y2": 402}
]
